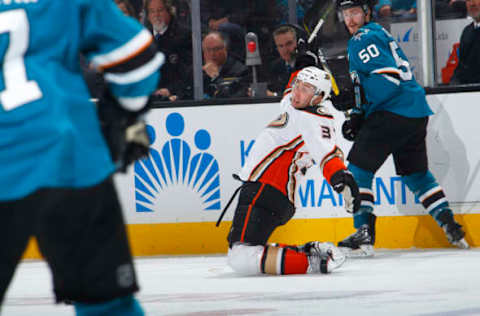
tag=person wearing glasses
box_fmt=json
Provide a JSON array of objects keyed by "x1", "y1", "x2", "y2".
[{"x1": 201, "y1": 31, "x2": 250, "y2": 98}]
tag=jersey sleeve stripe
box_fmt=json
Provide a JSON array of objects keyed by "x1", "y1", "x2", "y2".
[
  {"x1": 104, "y1": 52, "x2": 164, "y2": 84},
  {"x1": 92, "y1": 29, "x2": 153, "y2": 69},
  {"x1": 381, "y1": 74, "x2": 401, "y2": 86},
  {"x1": 371, "y1": 68, "x2": 402, "y2": 85},
  {"x1": 248, "y1": 136, "x2": 303, "y2": 181},
  {"x1": 320, "y1": 146, "x2": 345, "y2": 183},
  {"x1": 371, "y1": 67, "x2": 402, "y2": 76},
  {"x1": 104, "y1": 42, "x2": 158, "y2": 74}
]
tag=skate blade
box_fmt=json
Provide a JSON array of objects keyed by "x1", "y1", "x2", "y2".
[
  {"x1": 339, "y1": 245, "x2": 374, "y2": 258},
  {"x1": 452, "y1": 238, "x2": 470, "y2": 249}
]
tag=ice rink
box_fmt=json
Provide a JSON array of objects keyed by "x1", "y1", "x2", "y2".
[{"x1": 3, "y1": 248, "x2": 480, "y2": 316}]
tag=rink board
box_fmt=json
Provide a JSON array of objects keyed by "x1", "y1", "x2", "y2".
[
  {"x1": 23, "y1": 91, "x2": 480, "y2": 259},
  {"x1": 23, "y1": 214, "x2": 480, "y2": 258}
]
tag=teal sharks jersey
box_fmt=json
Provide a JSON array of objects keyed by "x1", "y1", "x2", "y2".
[
  {"x1": 348, "y1": 22, "x2": 433, "y2": 118},
  {"x1": 0, "y1": 0, "x2": 163, "y2": 200}
]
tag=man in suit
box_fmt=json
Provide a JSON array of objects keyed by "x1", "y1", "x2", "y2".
[
  {"x1": 202, "y1": 32, "x2": 250, "y2": 98},
  {"x1": 147, "y1": 0, "x2": 193, "y2": 100},
  {"x1": 267, "y1": 25, "x2": 298, "y2": 96},
  {"x1": 450, "y1": 0, "x2": 480, "y2": 84}
]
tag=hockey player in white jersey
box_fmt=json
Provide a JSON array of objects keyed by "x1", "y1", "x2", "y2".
[{"x1": 225, "y1": 67, "x2": 360, "y2": 276}]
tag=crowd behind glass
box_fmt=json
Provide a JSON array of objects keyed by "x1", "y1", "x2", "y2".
[{"x1": 95, "y1": 0, "x2": 480, "y2": 102}]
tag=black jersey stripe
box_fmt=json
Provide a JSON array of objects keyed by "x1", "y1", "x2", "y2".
[{"x1": 103, "y1": 41, "x2": 158, "y2": 74}]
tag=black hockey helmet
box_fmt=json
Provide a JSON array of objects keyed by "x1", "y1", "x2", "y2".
[
  {"x1": 336, "y1": 0, "x2": 376, "y2": 10},
  {"x1": 336, "y1": 0, "x2": 377, "y2": 21}
]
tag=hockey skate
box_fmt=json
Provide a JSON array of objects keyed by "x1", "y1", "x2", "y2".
[
  {"x1": 437, "y1": 210, "x2": 469, "y2": 249},
  {"x1": 338, "y1": 214, "x2": 376, "y2": 258},
  {"x1": 302, "y1": 241, "x2": 346, "y2": 274}
]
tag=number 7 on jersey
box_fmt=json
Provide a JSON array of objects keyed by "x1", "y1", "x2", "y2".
[{"x1": 0, "y1": 9, "x2": 42, "y2": 111}]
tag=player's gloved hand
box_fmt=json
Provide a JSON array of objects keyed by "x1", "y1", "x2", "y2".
[
  {"x1": 330, "y1": 169, "x2": 360, "y2": 213},
  {"x1": 97, "y1": 91, "x2": 152, "y2": 173},
  {"x1": 342, "y1": 109, "x2": 364, "y2": 141},
  {"x1": 330, "y1": 87, "x2": 355, "y2": 112},
  {"x1": 119, "y1": 120, "x2": 151, "y2": 171},
  {"x1": 294, "y1": 38, "x2": 318, "y2": 71}
]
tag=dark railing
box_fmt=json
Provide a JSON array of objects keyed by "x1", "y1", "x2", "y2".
[{"x1": 150, "y1": 84, "x2": 480, "y2": 109}]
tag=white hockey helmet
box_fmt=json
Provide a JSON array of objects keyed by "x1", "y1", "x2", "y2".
[{"x1": 295, "y1": 66, "x2": 332, "y2": 100}]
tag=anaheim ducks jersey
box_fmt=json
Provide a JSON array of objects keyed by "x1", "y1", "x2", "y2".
[{"x1": 239, "y1": 94, "x2": 345, "y2": 204}]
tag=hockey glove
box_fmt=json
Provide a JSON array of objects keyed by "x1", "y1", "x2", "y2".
[
  {"x1": 330, "y1": 169, "x2": 360, "y2": 213},
  {"x1": 330, "y1": 86, "x2": 355, "y2": 112},
  {"x1": 294, "y1": 38, "x2": 318, "y2": 71},
  {"x1": 97, "y1": 92, "x2": 152, "y2": 173},
  {"x1": 342, "y1": 109, "x2": 364, "y2": 141}
]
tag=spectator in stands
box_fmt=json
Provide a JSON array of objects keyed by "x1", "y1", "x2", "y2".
[
  {"x1": 201, "y1": 1, "x2": 248, "y2": 60},
  {"x1": 266, "y1": 25, "x2": 298, "y2": 96},
  {"x1": 450, "y1": 0, "x2": 480, "y2": 84},
  {"x1": 375, "y1": 0, "x2": 417, "y2": 20},
  {"x1": 115, "y1": 0, "x2": 139, "y2": 20},
  {"x1": 436, "y1": 0, "x2": 467, "y2": 19},
  {"x1": 147, "y1": 0, "x2": 193, "y2": 101},
  {"x1": 201, "y1": 1, "x2": 247, "y2": 31},
  {"x1": 202, "y1": 32, "x2": 250, "y2": 98}
]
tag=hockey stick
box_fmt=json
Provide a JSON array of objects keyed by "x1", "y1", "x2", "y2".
[
  {"x1": 302, "y1": 0, "x2": 361, "y2": 114},
  {"x1": 302, "y1": 0, "x2": 340, "y2": 96}
]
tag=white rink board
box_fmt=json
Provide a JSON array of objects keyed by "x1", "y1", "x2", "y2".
[{"x1": 115, "y1": 91, "x2": 480, "y2": 224}]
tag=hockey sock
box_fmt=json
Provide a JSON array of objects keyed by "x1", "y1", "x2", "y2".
[
  {"x1": 74, "y1": 295, "x2": 144, "y2": 316},
  {"x1": 348, "y1": 164, "x2": 375, "y2": 228},
  {"x1": 260, "y1": 245, "x2": 309, "y2": 275},
  {"x1": 402, "y1": 171, "x2": 449, "y2": 225}
]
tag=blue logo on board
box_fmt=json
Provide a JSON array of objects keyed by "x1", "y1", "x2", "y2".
[
  {"x1": 397, "y1": 27, "x2": 414, "y2": 43},
  {"x1": 134, "y1": 113, "x2": 221, "y2": 212}
]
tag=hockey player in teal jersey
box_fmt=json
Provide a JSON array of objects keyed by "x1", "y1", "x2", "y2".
[
  {"x1": 335, "y1": 0, "x2": 469, "y2": 256},
  {"x1": 0, "y1": 0, "x2": 163, "y2": 315}
]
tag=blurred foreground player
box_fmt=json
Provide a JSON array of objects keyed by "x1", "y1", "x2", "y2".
[
  {"x1": 225, "y1": 67, "x2": 360, "y2": 276},
  {"x1": 336, "y1": 0, "x2": 469, "y2": 256},
  {"x1": 0, "y1": 1, "x2": 163, "y2": 315}
]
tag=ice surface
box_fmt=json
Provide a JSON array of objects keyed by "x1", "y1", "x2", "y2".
[{"x1": 3, "y1": 249, "x2": 480, "y2": 315}]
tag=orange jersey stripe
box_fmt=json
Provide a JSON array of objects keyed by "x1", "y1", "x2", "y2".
[
  {"x1": 249, "y1": 136, "x2": 304, "y2": 196},
  {"x1": 249, "y1": 136, "x2": 303, "y2": 181},
  {"x1": 100, "y1": 36, "x2": 153, "y2": 70}
]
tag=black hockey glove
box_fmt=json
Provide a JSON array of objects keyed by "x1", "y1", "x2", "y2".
[
  {"x1": 342, "y1": 109, "x2": 364, "y2": 141},
  {"x1": 294, "y1": 38, "x2": 318, "y2": 71},
  {"x1": 330, "y1": 169, "x2": 360, "y2": 214},
  {"x1": 97, "y1": 91, "x2": 152, "y2": 173},
  {"x1": 330, "y1": 86, "x2": 355, "y2": 112}
]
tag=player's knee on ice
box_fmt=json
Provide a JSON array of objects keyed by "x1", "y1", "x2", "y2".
[{"x1": 227, "y1": 243, "x2": 264, "y2": 275}]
